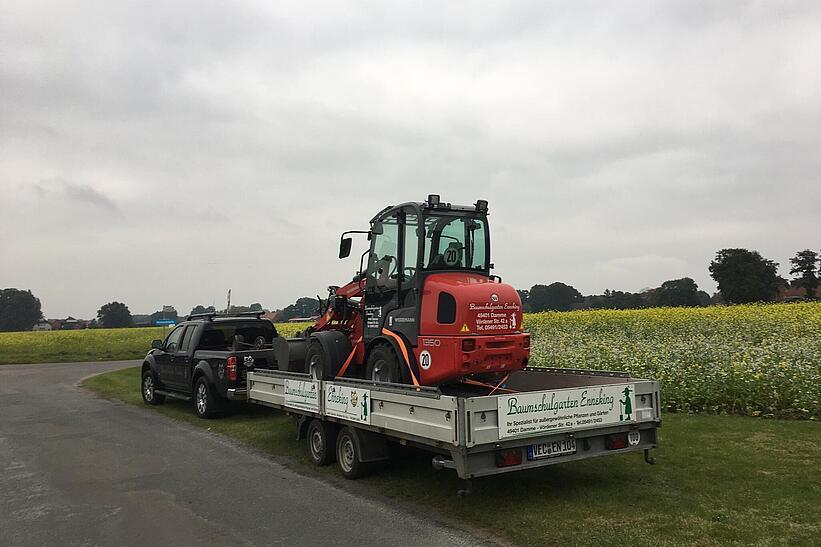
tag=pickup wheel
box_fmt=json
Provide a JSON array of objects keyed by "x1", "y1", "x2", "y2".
[
  {"x1": 307, "y1": 419, "x2": 337, "y2": 466},
  {"x1": 366, "y1": 344, "x2": 403, "y2": 384},
  {"x1": 194, "y1": 376, "x2": 221, "y2": 419},
  {"x1": 336, "y1": 427, "x2": 367, "y2": 479},
  {"x1": 141, "y1": 370, "x2": 165, "y2": 405}
]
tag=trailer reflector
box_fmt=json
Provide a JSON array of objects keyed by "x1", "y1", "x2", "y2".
[
  {"x1": 495, "y1": 448, "x2": 523, "y2": 468},
  {"x1": 605, "y1": 433, "x2": 628, "y2": 450}
]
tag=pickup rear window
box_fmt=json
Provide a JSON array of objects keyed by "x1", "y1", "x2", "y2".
[{"x1": 198, "y1": 322, "x2": 276, "y2": 350}]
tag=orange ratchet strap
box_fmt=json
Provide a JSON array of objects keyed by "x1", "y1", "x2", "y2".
[
  {"x1": 462, "y1": 378, "x2": 516, "y2": 394},
  {"x1": 335, "y1": 336, "x2": 362, "y2": 378},
  {"x1": 381, "y1": 328, "x2": 421, "y2": 389}
]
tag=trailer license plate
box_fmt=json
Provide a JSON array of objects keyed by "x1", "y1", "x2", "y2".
[{"x1": 527, "y1": 438, "x2": 577, "y2": 460}]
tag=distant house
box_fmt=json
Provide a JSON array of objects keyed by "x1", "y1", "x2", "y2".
[
  {"x1": 32, "y1": 320, "x2": 52, "y2": 331},
  {"x1": 61, "y1": 316, "x2": 81, "y2": 330},
  {"x1": 776, "y1": 285, "x2": 808, "y2": 302},
  {"x1": 132, "y1": 314, "x2": 152, "y2": 328},
  {"x1": 288, "y1": 316, "x2": 318, "y2": 323}
]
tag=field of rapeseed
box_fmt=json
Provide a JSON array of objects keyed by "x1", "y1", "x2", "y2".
[
  {"x1": 2, "y1": 304, "x2": 818, "y2": 418},
  {"x1": 525, "y1": 302, "x2": 821, "y2": 418},
  {"x1": 0, "y1": 322, "x2": 309, "y2": 365}
]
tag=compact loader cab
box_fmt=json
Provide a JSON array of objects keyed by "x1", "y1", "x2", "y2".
[
  {"x1": 327, "y1": 195, "x2": 530, "y2": 386},
  {"x1": 362, "y1": 197, "x2": 490, "y2": 345}
]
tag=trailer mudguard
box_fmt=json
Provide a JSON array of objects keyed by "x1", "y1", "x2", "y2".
[
  {"x1": 348, "y1": 427, "x2": 390, "y2": 463},
  {"x1": 309, "y1": 331, "x2": 352, "y2": 375}
]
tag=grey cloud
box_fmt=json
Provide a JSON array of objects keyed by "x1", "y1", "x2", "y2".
[
  {"x1": 31, "y1": 180, "x2": 118, "y2": 211},
  {"x1": 1, "y1": 1, "x2": 819, "y2": 317}
]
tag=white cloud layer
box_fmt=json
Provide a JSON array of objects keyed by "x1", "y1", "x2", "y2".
[{"x1": 1, "y1": 1, "x2": 819, "y2": 317}]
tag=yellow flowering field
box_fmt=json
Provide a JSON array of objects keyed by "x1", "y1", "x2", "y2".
[
  {"x1": 0, "y1": 322, "x2": 309, "y2": 366},
  {"x1": 525, "y1": 302, "x2": 821, "y2": 418},
  {"x1": 2, "y1": 305, "x2": 818, "y2": 418}
]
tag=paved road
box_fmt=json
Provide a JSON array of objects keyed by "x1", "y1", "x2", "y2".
[{"x1": 0, "y1": 361, "x2": 487, "y2": 546}]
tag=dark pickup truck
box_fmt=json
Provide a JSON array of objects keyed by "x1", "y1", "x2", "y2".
[{"x1": 140, "y1": 312, "x2": 278, "y2": 418}]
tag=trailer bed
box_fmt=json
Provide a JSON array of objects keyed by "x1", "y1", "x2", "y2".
[{"x1": 247, "y1": 367, "x2": 660, "y2": 479}]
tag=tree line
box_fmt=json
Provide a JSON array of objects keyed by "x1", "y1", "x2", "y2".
[
  {"x1": 519, "y1": 248, "x2": 819, "y2": 312},
  {"x1": 1, "y1": 248, "x2": 817, "y2": 331}
]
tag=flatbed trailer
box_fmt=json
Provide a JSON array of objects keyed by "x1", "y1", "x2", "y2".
[{"x1": 245, "y1": 366, "x2": 660, "y2": 485}]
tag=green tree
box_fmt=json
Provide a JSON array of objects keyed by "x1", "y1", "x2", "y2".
[
  {"x1": 708, "y1": 248, "x2": 780, "y2": 304},
  {"x1": 652, "y1": 278, "x2": 701, "y2": 307},
  {"x1": 789, "y1": 249, "x2": 819, "y2": 299},
  {"x1": 279, "y1": 297, "x2": 319, "y2": 320},
  {"x1": 516, "y1": 289, "x2": 531, "y2": 312},
  {"x1": 529, "y1": 282, "x2": 583, "y2": 312},
  {"x1": 249, "y1": 303, "x2": 264, "y2": 312},
  {"x1": 0, "y1": 288, "x2": 43, "y2": 331},
  {"x1": 97, "y1": 301, "x2": 134, "y2": 328},
  {"x1": 190, "y1": 305, "x2": 216, "y2": 316}
]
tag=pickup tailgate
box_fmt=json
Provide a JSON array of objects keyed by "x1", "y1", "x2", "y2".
[{"x1": 235, "y1": 349, "x2": 276, "y2": 379}]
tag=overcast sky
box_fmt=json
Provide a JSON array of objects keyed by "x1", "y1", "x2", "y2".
[{"x1": 2, "y1": 1, "x2": 819, "y2": 319}]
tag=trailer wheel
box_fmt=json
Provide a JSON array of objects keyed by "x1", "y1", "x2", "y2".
[
  {"x1": 336, "y1": 427, "x2": 367, "y2": 479},
  {"x1": 366, "y1": 344, "x2": 402, "y2": 384},
  {"x1": 307, "y1": 419, "x2": 337, "y2": 466}
]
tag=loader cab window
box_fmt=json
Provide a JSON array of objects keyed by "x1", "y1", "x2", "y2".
[
  {"x1": 423, "y1": 214, "x2": 488, "y2": 272},
  {"x1": 368, "y1": 213, "x2": 399, "y2": 289}
]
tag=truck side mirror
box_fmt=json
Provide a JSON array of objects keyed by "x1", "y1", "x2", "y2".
[
  {"x1": 339, "y1": 237, "x2": 352, "y2": 259},
  {"x1": 151, "y1": 339, "x2": 163, "y2": 350}
]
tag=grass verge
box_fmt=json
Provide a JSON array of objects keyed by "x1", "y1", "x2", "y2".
[{"x1": 84, "y1": 367, "x2": 821, "y2": 547}]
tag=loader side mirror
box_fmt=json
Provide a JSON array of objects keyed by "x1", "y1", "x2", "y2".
[
  {"x1": 339, "y1": 237, "x2": 353, "y2": 259},
  {"x1": 371, "y1": 221, "x2": 384, "y2": 235}
]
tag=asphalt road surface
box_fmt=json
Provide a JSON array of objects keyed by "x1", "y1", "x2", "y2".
[{"x1": 0, "y1": 361, "x2": 488, "y2": 546}]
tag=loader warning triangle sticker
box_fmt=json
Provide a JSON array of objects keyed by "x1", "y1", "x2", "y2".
[{"x1": 460, "y1": 323, "x2": 470, "y2": 333}]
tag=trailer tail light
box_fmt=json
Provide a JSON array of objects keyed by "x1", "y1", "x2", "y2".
[
  {"x1": 605, "y1": 433, "x2": 628, "y2": 450},
  {"x1": 462, "y1": 338, "x2": 476, "y2": 352},
  {"x1": 523, "y1": 335, "x2": 531, "y2": 349},
  {"x1": 495, "y1": 448, "x2": 523, "y2": 468},
  {"x1": 226, "y1": 356, "x2": 238, "y2": 381}
]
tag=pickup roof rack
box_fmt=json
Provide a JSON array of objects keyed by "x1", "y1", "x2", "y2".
[{"x1": 186, "y1": 311, "x2": 267, "y2": 321}]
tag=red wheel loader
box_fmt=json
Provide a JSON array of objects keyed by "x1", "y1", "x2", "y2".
[{"x1": 274, "y1": 194, "x2": 530, "y2": 388}]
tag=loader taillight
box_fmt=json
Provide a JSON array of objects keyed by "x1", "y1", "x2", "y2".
[
  {"x1": 462, "y1": 338, "x2": 476, "y2": 352},
  {"x1": 226, "y1": 356, "x2": 238, "y2": 381}
]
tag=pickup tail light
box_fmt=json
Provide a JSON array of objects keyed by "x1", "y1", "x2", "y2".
[
  {"x1": 605, "y1": 433, "x2": 628, "y2": 450},
  {"x1": 226, "y1": 356, "x2": 238, "y2": 381},
  {"x1": 495, "y1": 448, "x2": 523, "y2": 468}
]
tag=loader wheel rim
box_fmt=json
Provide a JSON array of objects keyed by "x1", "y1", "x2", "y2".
[
  {"x1": 196, "y1": 383, "x2": 207, "y2": 414},
  {"x1": 309, "y1": 353, "x2": 322, "y2": 380},
  {"x1": 339, "y1": 436, "x2": 355, "y2": 473},
  {"x1": 372, "y1": 358, "x2": 390, "y2": 383},
  {"x1": 143, "y1": 376, "x2": 154, "y2": 402}
]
